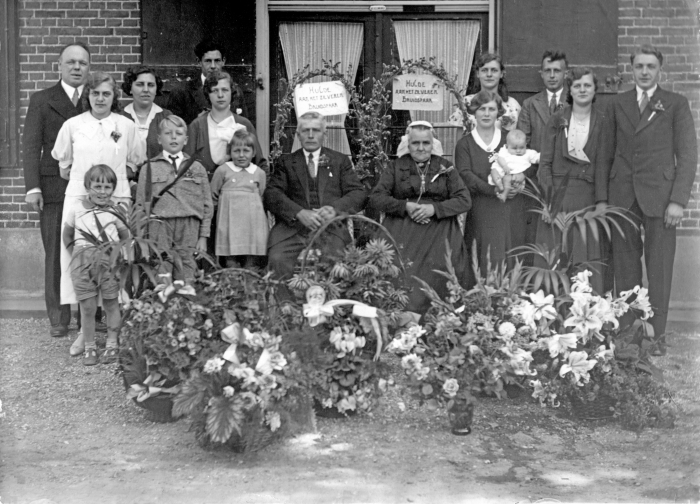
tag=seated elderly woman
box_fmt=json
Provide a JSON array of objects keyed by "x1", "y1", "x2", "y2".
[{"x1": 368, "y1": 120, "x2": 471, "y2": 314}]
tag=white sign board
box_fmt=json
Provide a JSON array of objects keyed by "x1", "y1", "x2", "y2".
[
  {"x1": 294, "y1": 81, "x2": 349, "y2": 117},
  {"x1": 392, "y1": 75, "x2": 443, "y2": 111}
]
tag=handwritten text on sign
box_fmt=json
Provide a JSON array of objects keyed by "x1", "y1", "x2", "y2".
[
  {"x1": 294, "y1": 81, "x2": 348, "y2": 117},
  {"x1": 392, "y1": 75, "x2": 443, "y2": 111}
]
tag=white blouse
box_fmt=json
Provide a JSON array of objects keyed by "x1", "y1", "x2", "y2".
[
  {"x1": 207, "y1": 114, "x2": 245, "y2": 166},
  {"x1": 123, "y1": 102, "x2": 163, "y2": 142},
  {"x1": 465, "y1": 95, "x2": 521, "y2": 132},
  {"x1": 567, "y1": 116, "x2": 590, "y2": 162},
  {"x1": 52, "y1": 111, "x2": 146, "y2": 198}
]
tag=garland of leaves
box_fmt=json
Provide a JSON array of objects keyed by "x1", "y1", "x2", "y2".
[{"x1": 270, "y1": 60, "x2": 360, "y2": 165}]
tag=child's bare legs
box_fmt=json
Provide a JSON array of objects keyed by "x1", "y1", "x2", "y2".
[
  {"x1": 79, "y1": 296, "x2": 98, "y2": 365},
  {"x1": 103, "y1": 297, "x2": 120, "y2": 347},
  {"x1": 498, "y1": 174, "x2": 512, "y2": 202}
]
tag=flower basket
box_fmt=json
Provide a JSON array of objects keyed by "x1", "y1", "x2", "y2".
[
  {"x1": 447, "y1": 401, "x2": 474, "y2": 436},
  {"x1": 568, "y1": 394, "x2": 616, "y2": 420},
  {"x1": 135, "y1": 395, "x2": 176, "y2": 423},
  {"x1": 313, "y1": 399, "x2": 357, "y2": 419}
]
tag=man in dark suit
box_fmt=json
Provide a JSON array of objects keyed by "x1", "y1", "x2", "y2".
[
  {"x1": 601, "y1": 45, "x2": 697, "y2": 354},
  {"x1": 264, "y1": 112, "x2": 368, "y2": 280},
  {"x1": 166, "y1": 39, "x2": 248, "y2": 124},
  {"x1": 23, "y1": 41, "x2": 90, "y2": 337},
  {"x1": 517, "y1": 50, "x2": 568, "y2": 266}
]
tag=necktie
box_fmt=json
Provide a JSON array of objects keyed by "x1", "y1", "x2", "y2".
[
  {"x1": 169, "y1": 155, "x2": 178, "y2": 169},
  {"x1": 308, "y1": 153, "x2": 316, "y2": 179},
  {"x1": 549, "y1": 93, "x2": 557, "y2": 114},
  {"x1": 71, "y1": 88, "x2": 79, "y2": 107},
  {"x1": 639, "y1": 91, "x2": 649, "y2": 114}
]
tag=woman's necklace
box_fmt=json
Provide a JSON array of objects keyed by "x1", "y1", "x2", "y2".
[{"x1": 415, "y1": 160, "x2": 429, "y2": 198}]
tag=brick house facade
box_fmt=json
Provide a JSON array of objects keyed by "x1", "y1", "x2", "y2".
[{"x1": 1, "y1": 0, "x2": 699, "y2": 235}]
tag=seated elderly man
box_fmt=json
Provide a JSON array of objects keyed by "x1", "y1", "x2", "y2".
[{"x1": 264, "y1": 111, "x2": 368, "y2": 280}]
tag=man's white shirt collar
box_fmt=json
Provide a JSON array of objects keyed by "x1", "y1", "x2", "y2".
[
  {"x1": 636, "y1": 85, "x2": 657, "y2": 101},
  {"x1": 163, "y1": 150, "x2": 184, "y2": 168},
  {"x1": 546, "y1": 88, "x2": 563, "y2": 104},
  {"x1": 201, "y1": 73, "x2": 206, "y2": 86},
  {"x1": 61, "y1": 80, "x2": 84, "y2": 102}
]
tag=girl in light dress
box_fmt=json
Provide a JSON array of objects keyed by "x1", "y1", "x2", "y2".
[{"x1": 210, "y1": 129, "x2": 268, "y2": 270}]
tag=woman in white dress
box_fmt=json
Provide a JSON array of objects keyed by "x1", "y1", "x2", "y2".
[
  {"x1": 465, "y1": 53, "x2": 521, "y2": 132},
  {"x1": 52, "y1": 71, "x2": 146, "y2": 353}
]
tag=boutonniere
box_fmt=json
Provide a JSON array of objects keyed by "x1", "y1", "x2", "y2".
[
  {"x1": 318, "y1": 154, "x2": 332, "y2": 177},
  {"x1": 430, "y1": 165, "x2": 455, "y2": 183},
  {"x1": 555, "y1": 103, "x2": 565, "y2": 112},
  {"x1": 557, "y1": 117, "x2": 569, "y2": 137},
  {"x1": 648, "y1": 100, "x2": 665, "y2": 121}
]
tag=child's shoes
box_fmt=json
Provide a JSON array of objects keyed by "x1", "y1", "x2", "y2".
[
  {"x1": 101, "y1": 346, "x2": 119, "y2": 365},
  {"x1": 83, "y1": 347, "x2": 99, "y2": 366}
]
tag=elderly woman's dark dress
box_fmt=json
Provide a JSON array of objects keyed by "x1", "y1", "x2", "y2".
[
  {"x1": 455, "y1": 130, "x2": 531, "y2": 277},
  {"x1": 535, "y1": 106, "x2": 607, "y2": 293},
  {"x1": 369, "y1": 154, "x2": 471, "y2": 314}
]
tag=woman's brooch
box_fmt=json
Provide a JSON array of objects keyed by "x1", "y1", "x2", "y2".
[
  {"x1": 110, "y1": 128, "x2": 121, "y2": 143},
  {"x1": 430, "y1": 165, "x2": 455, "y2": 183}
]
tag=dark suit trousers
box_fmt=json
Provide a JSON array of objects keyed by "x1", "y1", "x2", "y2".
[
  {"x1": 612, "y1": 199, "x2": 675, "y2": 336},
  {"x1": 41, "y1": 202, "x2": 71, "y2": 327}
]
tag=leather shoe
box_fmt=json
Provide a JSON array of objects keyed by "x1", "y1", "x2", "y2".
[{"x1": 49, "y1": 325, "x2": 68, "y2": 338}]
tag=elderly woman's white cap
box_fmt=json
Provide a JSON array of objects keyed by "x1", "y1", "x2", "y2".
[{"x1": 396, "y1": 120, "x2": 444, "y2": 157}]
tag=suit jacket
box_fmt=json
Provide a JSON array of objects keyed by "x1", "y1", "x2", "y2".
[
  {"x1": 183, "y1": 112, "x2": 268, "y2": 177},
  {"x1": 23, "y1": 81, "x2": 85, "y2": 203},
  {"x1": 166, "y1": 76, "x2": 248, "y2": 125},
  {"x1": 263, "y1": 147, "x2": 368, "y2": 247},
  {"x1": 600, "y1": 87, "x2": 697, "y2": 217},
  {"x1": 517, "y1": 89, "x2": 568, "y2": 152},
  {"x1": 538, "y1": 105, "x2": 607, "y2": 202}
]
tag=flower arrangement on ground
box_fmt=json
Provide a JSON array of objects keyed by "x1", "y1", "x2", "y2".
[
  {"x1": 172, "y1": 323, "x2": 309, "y2": 452},
  {"x1": 286, "y1": 232, "x2": 410, "y2": 415},
  {"x1": 526, "y1": 270, "x2": 676, "y2": 430},
  {"x1": 119, "y1": 268, "x2": 292, "y2": 421},
  {"x1": 386, "y1": 253, "x2": 536, "y2": 433}
]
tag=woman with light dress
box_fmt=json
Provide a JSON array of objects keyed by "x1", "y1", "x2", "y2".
[
  {"x1": 465, "y1": 53, "x2": 521, "y2": 133},
  {"x1": 52, "y1": 71, "x2": 145, "y2": 353}
]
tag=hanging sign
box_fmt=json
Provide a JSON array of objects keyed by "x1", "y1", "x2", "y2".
[
  {"x1": 392, "y1": 74, "x2": 443, "y2": 111},
  {"x1": 294, "y1": 81, "x2": 348, "y2": 117}
]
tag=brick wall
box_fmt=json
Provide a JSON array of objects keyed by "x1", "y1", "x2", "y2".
[
  {"x1": 618, "y1": 0, "x2": 700, "y2": 232},
  {"x1": 3, "y1": 0, "x2": 700, "y2": 231},
  {"x1": 1, "y1": 0, "x2": 141, "y2": 228}
]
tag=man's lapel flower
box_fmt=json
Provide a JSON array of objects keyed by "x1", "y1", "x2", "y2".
[
  {"x1": 648, "y1": 99, "x2": 665, "y2": 121},
  {"x1": 557, "y1": 116, "x2": 569, "y2": 137},
  {"x1": 318, "y1": 154, "x2": 331, "y2": 168}
]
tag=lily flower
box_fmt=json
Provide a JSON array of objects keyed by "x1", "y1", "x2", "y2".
[
  {"x1": 559, "y1": 351, "x2": 597, "y2": 385},
  {"x1": 546, "y1": 332, "x2": 578, "y2": 358},
  {"x1": 564, "y1": 301, "x2": 603, "y2": 342}
]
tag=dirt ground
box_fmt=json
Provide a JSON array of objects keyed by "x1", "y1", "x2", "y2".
[{"x1": 0, "y1": 318, "x2": 698, "y2": 504}]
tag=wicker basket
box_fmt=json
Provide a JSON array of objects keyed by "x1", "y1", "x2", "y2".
[{"x1": 569, "y1": 394, "x2": 617, "y2": 420}]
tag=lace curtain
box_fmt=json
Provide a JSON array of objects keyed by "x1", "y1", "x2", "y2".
[
  {"x1": 279, "y1": 22, "x2": 364, "y2": 155},
  {"x1": 394, "y1": 20, "x2": 480, "y2": 160}
]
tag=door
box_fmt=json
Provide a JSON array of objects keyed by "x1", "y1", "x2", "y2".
[{"x1": 269, "y1": 11, "x2": 489, "y2": 160}]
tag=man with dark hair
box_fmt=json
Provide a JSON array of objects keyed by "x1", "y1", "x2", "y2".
[
  {"x1": 516, "y1": 50, "x2": 568, "y2": 265},
  {"x1": 601, "y1": 44, "x2": 697, "y2": 355},
  {"x1": 166, "y1": 39, "x2": 248, "y2": 124},
  {"x1": 23, "y1": 41, "x2": 91, "y2": 337}
]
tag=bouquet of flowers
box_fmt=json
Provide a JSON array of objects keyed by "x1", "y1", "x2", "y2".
[{"x1": 172, "y1": 323, "x2": 303, "y2": 451}]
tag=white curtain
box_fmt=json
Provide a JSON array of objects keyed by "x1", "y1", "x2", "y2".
[
  {"x1": 279, "y1": 22, "x2": 364, "y2": 155},
  {"x1": 394, "y1": 20, "x2": 480, "y2": 160}
]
